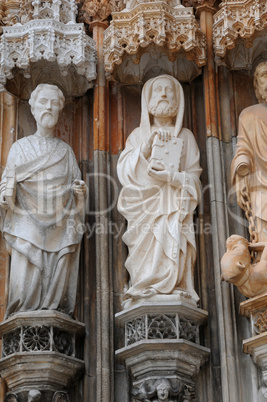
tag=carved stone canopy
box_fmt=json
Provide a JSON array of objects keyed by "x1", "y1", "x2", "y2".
[
  {"x1": 103, "y1": 0, "x2": 206, "y2": 83},
  {"x1": 213, "y1": 0, "x2": 267, "y2": 70},
  {"x1": 0, "y1": 0, "x2": 97, "y2": 98}
]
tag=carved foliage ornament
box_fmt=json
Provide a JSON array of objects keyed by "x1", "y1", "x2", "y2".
[
  {"x1": 81, "y1": 0, "x2": 124, "y2": 24},
  {"x1": 213, "y1": 0, "x2": 267, "y2": 60},
  {"x1": 103, "y1": 1, "x2": 206, "y2": 79}
]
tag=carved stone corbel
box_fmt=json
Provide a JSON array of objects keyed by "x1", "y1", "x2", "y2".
[
  {"x1": 115, "y1": 302, "x2": 210, "y2": 400},
  {"x1": 0, "y1": 311, "x2": 84, "y2": 401}
]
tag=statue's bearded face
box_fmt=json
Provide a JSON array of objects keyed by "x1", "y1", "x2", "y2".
[
  {"x1": 32, "y1": 88, "x2": 62, "y2": 130},
  {"x1": 256, "y1": 63, "x2": 267, "y2": 103},
  {"x1": 148, "y1": 77, "x2": 178, "y2": 118}
]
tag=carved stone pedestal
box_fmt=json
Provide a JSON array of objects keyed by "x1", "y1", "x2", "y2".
[
  {"x1": 240, "y1": 293, "x2": 267, "y2": 398},
  {"x1": 0, "y1": 311, "x2": 85, "y2": 402},
  {"x1": 116, "y1": 302, "x2": 210, "y2": 400}
]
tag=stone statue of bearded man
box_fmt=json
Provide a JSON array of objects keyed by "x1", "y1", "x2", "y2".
[
  {"x1": 0, "y1": 83, "x2": 87, "y2": 318},
  {"x1": 117, "y1": 75, "x2": 202, "y2": 308}
]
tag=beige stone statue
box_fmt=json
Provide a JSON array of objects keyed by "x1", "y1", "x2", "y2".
[
  {"x1": 0, "y1": 84, "x2": 87, "y2": 318},
  {"x1": 117, "y1": 75, "x2": 202, "y2": 307},
  {"x1": 221, "y1": 61, "x2": 267, "y2": 297}
]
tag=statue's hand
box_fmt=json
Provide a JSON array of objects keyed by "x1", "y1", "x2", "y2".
[
  {"x1": 73, "y1": 180, "x2": 87, "y2": 197},
  {"x1": 0, "y1": 192, "x2": 9, "y2": 210},
  {"x1": 147, "y1": 166, "x2": 172, "y2": 183},
  {"x1": 157, "y1": 128, "x2": 171, "y2": 142},
  {"x1": 141, "y1": 131, "x2": 157, "y2": 159}
]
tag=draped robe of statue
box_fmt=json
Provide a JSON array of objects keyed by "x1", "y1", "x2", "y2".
[
  {"x1": 232, "y1": 103, "x2": 267, "y2": 239},
  {"x1": 117, "y1": 76, "x2": 202, "y2": 303},
  {"x1": 0, "y1": 135, "x2": 85, "y2": 318}
]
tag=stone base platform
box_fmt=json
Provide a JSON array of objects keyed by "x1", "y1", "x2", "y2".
[
  {"x1": 115, "y1": 301, "x2": 210, "y2": 399},
  {"x1": 0, "y1": 310, "x2": 85, "y2": 401}
]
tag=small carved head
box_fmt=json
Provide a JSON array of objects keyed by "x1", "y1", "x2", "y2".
[
  {"x1": 28, "y1": 390, "x2": 43, "y2": 402},
  {"x1": 148, "y1": 76, "x2": 178, "y2": 118},
  {"x1": 29, "y1": 83, "x2": 65, "y2": 131},
  {"x1": 221, "y1": 235, "x2": 251, "y2": 283},
  {"x1": 254, "y1": 62, "x2": 267, "y2": 104},
  {"x1": 4, "y1": 393, "x2": 18, "y2": 402},
  {"x1": 155, "y1": 378, "x2": 171, "y2": 401}
]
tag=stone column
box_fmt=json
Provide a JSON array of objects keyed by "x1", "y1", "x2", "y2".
[
  {"x1": 81, "y1": 2, "x2": 114, "y2": 400},
  {"x1": 0, "y1": 92, "x2": 17, "y2": 400},
  {"x1": 195, "y1": 1, "x2": 244, "y2": 400}
]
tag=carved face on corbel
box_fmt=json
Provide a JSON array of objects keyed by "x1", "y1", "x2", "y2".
[
  {"x1": 29, "y1": 84, "x2": 65, "y2": 131},
  {"x1": 156, "y1": 379, "x2": 170, "y2": 401},
  {"x1": 254, "y1": 62, "x2": 267, "y2": 104},
  {"x1": 28, "y1": 390, "x2": 42, "y2": 402},
  {"x1": 148, "y1": 77, "x2": 178, "y2": 118}
]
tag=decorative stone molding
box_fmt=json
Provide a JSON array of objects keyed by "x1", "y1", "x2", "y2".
[
  {"x1": 116, "y1": 302, "x2": 210, "y2": 397},
  {"x1": 240, "y1": 294, "x2": 267, "y2": 398},
  {"x1": 103, "y1": 1, "x2": 206, "y2": 83},
  {"x1": 213, "y1": 0, "x2": 267, "y2": 70},
  {"x1": 0, "y1": 311, "x2": 84, "y2": 398},
  {"x1": 0, "y1": 0, "x2": 97, "y2": 98}
]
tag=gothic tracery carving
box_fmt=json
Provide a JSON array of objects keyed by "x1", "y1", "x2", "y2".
[
  {"x1": 0, "y1": 0, "x2": 97, "y2": 96},
  {"x1": 213, "y1": 0, "x2": 267, "y2": 67},
  {"x1": 125, "y1": 313, "x2": 199, "y2": 346},
  {"x1": 103, "y1": 1, "x2": 206, "y2": 80}
]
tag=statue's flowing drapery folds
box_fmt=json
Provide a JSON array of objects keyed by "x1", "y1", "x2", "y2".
[
  {"x1": 0, "y1": 135, "x2": 85, "y2": 317},
  {"x1": 117, "y1": 76, "x2": 202, "y2": 303},
  {"x1": 232, "y1": 103, "x2": 267, "y2": 224}
]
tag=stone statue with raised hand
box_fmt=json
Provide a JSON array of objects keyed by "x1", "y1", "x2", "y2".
[
  {"x1": 117, "y1": 75, "x2": 202, "y2": 308},
  {"x1": 0, "y1": 83, "x2": 87, "y2": 318},
  {"x1": 221, "y1": 62, "x2": 267, "y2": 297}
]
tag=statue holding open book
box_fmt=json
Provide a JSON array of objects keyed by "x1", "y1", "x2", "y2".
[
  {"x1": 0, "y1": 83, "x2": 87, "y2": 318},
  {"x1": 117, "y1": 75, "x2": 202, "y2": 308}
]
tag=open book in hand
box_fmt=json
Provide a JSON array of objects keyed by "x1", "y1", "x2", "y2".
[{"x1": 150, "y1": 133, "x2": 184, "y2": 174}]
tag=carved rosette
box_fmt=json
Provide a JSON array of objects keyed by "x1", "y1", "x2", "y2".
[
  {"x1": 0, "y1": 311, "x2": 85, "y2": 397},
  {"x1": 0, "y1": 0, "x2": 97, "y2": 98},
  {"x1": 103, "y1": 1, "x2": 207, "y2": 83},
  {"x1": 213, "y1": 0, "x2": 267, "y2": 69},
  {"x1": 116, "y1": 302, "x2": 210, "y2": 398}
]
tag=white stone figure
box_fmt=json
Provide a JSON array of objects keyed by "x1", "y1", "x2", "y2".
[
  {"x1": 117, "y1": 75, "x2": 202, "y2": 307},
  {"x1": 0, "y1": 84, "x2": 87, "y2": 318}
]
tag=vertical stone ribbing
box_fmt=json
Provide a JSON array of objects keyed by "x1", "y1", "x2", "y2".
[
  {"x1": 196, "y1": 3, "x2": 240, "y2": 401},
  {"x1": 92, "y1": 21, "x2": 114, "y2": 402}
]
